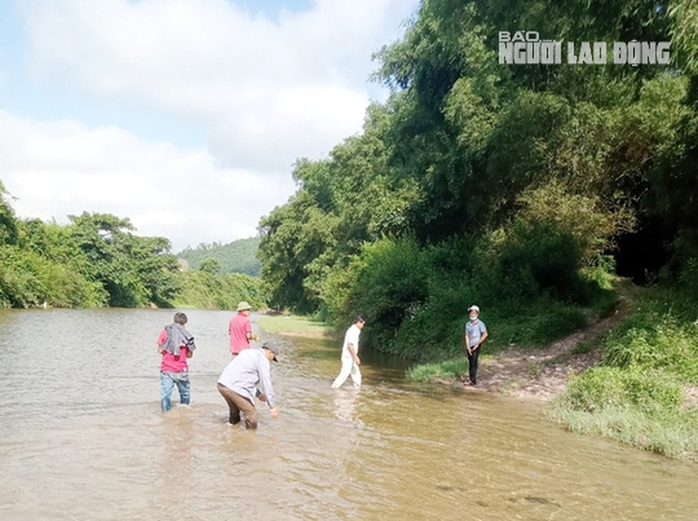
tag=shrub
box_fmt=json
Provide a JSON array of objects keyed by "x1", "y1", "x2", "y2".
[
  {"x1": 471, "y1": 219, "x2": 590, "y2": 304},
  {"x1": 558, "y1": 366, "x2": 683, "y2": 414},
  {"x1": 173, "y1": 271, "x2": 267, "y2": 310},
  {"x1": 601, "y1": 299, "x2": 698, "y2": 383},
  {"x1": 0, "y1": 245, "x2": 105, "y2": 308},
  {"x1": 339, "y1": 236, "x2": 431, "y2": 351}
]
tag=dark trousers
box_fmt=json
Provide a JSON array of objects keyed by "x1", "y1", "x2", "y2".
[{"x1": 467, "y1": 347, "x2": 480, "y2": 384}]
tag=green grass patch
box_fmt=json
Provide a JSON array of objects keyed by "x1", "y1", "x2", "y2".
[
  {"x1": 256, "y1": 315, "x2": 332, "y2": 337},
  {"x1": 407, "y1": 357, "x2": 471, "y2": 382},
  {"x1": 570, "y1": 340, "x2": 594, "y2": 355},
  {"x1": 549, "y1": 286, "x2": 698, "y2": 460},
  {"x1": 547, "y1": 401, "x2": 698, "y2": 460},
  {"x1": 486, "y1": 301, "x2": 589, "y2": 351}
]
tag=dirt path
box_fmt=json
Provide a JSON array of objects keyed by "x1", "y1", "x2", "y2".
[{"x1": 464, "y1": 302, "x2": 630, "y2": 401}]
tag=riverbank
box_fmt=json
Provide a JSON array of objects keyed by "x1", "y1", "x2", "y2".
[
  {"x1": 256, "y1": 290, "x2": 698, "y2": 460},
  {"x1": 465, "y1": 302, "x2": 629, "y2": 401},
  {"x1": 409, "y1": 284, "x2": 698, "y2": 460},
  {"x1": 405, "y1": 286, "x2": 627, "y2": 397},
  {"x1": 256, "y1": 304, "x2": 624, "y2": 401},
  {"x1": 256, "y1": 314, "x2": 335, "y2": 338},
  {"x1": 407, "y1": 278, "x2": 632, "y2": 396}
]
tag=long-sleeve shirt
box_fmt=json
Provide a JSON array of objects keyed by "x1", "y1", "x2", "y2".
[{"x1": 217, "y1": 348, "x2": 276, "y2": 407}]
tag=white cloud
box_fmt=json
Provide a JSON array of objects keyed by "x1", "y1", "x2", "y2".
[
  {"x1": 1, "y1": 0, "x2": 418, "y2": 251},
  {"x1": 0, "y1": 110, "x2": 296, "y2": 251},
  {"x1": 18, "y1": 0, "x2": 418, "y2": 172}
]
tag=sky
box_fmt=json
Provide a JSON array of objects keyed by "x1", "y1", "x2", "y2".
[{"x1": 0, "y1": 0, "x2": 419, "y2": 252}]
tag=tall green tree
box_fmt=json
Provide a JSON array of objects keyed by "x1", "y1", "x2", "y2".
[
  {"x1": 67, "y1": 212, "x2": 180, "y2": 307},
  {"x1": 0, "y1": 181, "x2": 18, "y2": 246},
  {"x1": 199, "y1": 257, "x2": 221, "y2": 275},
  {"x1": 258, "y1": 104, "x2": 419, "y2": 312}
]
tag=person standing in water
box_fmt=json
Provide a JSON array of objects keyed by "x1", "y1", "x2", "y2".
[
  {"x1": 331, "y1": 315, "x2": 366, "y2": 389},
  {"x1": 228, "y1": 301, "x2": 255, "y2": 356},
  {"x1": 157, "y1": 312, "x2": 197, "y2": 412},
  {"x1": 217, "y1": 342, "x2": 280, "y2": 429}
]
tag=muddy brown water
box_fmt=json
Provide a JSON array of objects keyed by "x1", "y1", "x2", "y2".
[{"x1": 1, "y1": 309, "x2": 696, "y2": 521}]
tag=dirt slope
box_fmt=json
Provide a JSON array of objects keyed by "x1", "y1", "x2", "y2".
[{"x1": 464, "y1": 304, "x2": 629, "y2": 401}]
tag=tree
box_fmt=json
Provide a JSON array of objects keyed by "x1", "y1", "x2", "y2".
[
  {"x1": 0, "y1": 181, "x2": 18, "y2": 246},
  {"x1": 67, "y1": 212, "x2": 180, "y2": 307},
  {"x1": 199, "y1": 257, "x2": 221, "y2": 275}
]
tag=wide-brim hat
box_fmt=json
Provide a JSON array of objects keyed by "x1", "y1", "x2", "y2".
[{"x1": 237, "y1": 301, "x2": 252, "y2": 311}]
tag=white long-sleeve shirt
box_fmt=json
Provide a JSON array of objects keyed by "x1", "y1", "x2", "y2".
[{"x1": 218, "y1": 348, "x2": 276, "y2": 407}]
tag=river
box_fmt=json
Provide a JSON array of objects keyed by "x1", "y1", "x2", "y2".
[{"x1": 0, "y1": 308, "x2": 696, "y2": 521}]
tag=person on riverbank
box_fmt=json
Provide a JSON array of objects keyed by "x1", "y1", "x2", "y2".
[
  {"x1": 217, "y1": 342, "x2": 280, "y2": 429},
  {"x1": 157, "y1": 312, "x2": 197, "y2": 412},
  {"x1": 228, "y1": 301, "x2": 257, "y2": 356},
  {"x1": 331, "y1": 315, "x2": 366, "y2": 389},
  {"x1": 465, "y1": 305, "x2": 488, "y2": 386}
]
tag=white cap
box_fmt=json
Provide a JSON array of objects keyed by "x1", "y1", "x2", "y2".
[{"x1": 468, "y1": 305, "x2": 480, "y2": 313}]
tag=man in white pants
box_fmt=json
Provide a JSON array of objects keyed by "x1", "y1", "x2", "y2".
[{"x1": 331, "y1": 315, "x2": 366, "y2": 389}]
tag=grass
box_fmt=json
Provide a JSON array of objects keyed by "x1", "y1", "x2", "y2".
[
  {"x1": 480, "y1": 300, "x2": 590, "y2": 352},
  {"x1": 546, "y1": 403, "x2": 698, "y2": 460},
  {"x1": 256, "y1": 315, "x2": 333, "y2": 338},
  {"x1": 547, "y1": 287, "x2": 698, "y2": 460},
  {"x1": 570, "y1": 340, "x2": 594, "y2": 355},
  {"x1": 407, "y1": 357, "x2": 471, "y2": 382}
]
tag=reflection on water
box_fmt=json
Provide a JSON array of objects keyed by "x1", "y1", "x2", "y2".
[
  {"x1": 0, "y1": 309, "x2": 697, "y2": 521},
  {"x1": 333, "y1": 388, "x2": 362, "y2": 425}
]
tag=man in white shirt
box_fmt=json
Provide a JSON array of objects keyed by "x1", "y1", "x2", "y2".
[
  {"x1": 217, "y1": 342, "x2": 280, "y2": 429},
  {"x1": 331, "y1": 315, "x2": 366, "y2": 389}
]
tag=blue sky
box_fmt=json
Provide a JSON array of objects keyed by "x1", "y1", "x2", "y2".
[
  {"x1": 235, "y1": 0, "x2": 315, "y2": 20},
  {"x1": 0, "y1": 0, "x2": 419, "y2": 251}
]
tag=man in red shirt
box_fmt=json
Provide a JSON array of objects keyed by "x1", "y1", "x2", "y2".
[
  {"x1": 157, "y1": 312, "x2": 196, "y2": 412},
  {"x1": 228, "y1": 301, "x2": 254, "y2": 356}
]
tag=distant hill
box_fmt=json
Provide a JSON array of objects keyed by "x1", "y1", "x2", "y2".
[{"x1": 177, "y1": 236, "x2": 262, "y2": 277}]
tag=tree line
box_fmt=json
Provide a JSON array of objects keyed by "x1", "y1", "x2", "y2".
[{"x1": 0, "y1": 183, "x2": 264, "y2": 310}]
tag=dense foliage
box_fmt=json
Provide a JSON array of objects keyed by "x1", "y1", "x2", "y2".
[
  {"x1": 178, "y1": 237, "x2": 262, "y2": 277},
  {"x1": 172, "y1": 271, "x2": 267, "y2": 310},
  {"x1": 0, "y1": 183, "x2": 264, "y2": 310},
  {"x1": 0, "y1": 184, "x2": 106, "y2": 308},
  {"x1": 259, "y1": 0, "x2": 698, "y2": 363}
]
